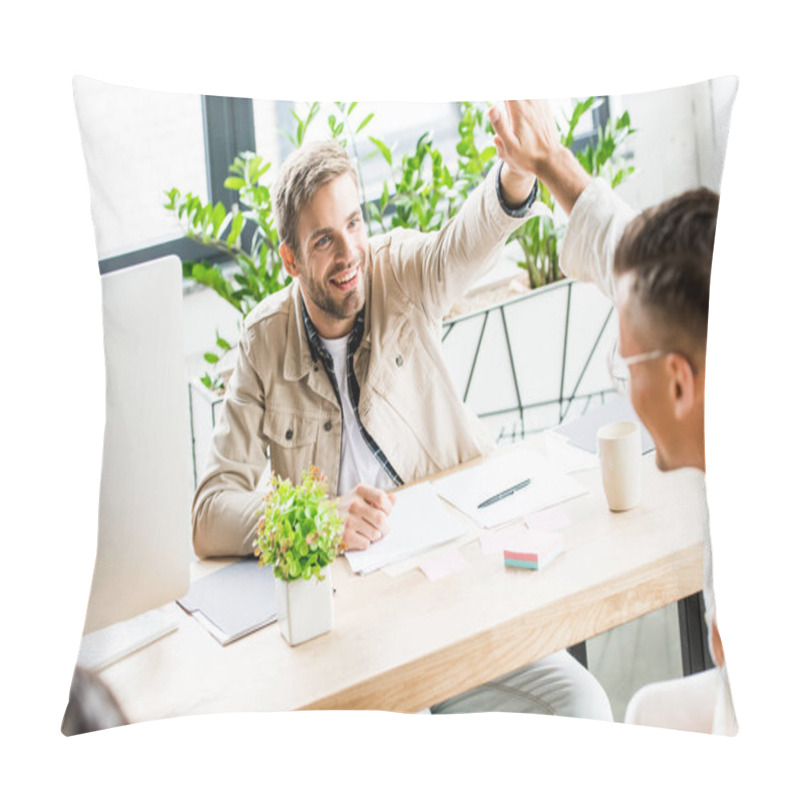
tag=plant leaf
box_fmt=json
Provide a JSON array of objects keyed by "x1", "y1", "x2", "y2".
[
  {"x1": 369, "y1": 136, "x2": 393, "y2": 166},
  {"x1": 355, "y1": 112, "x2": 374, "y2": 134}
]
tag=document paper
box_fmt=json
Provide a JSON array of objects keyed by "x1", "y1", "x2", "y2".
[
  {"x1": 554, "y1": 395, "x2": 654, "y2": 454},
  {"x1": 433, "y1": 448, "x2": 587, "y2": 528},
  {"x1": 345, "y1": 482, "x2": 465, "y2": 575}
]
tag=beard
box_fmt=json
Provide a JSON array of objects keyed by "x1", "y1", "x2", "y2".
[{"x1": 302, "y1": 262, "x2": 366, "y2": 322}]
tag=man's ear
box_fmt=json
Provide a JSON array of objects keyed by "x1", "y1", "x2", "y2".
[
  {"x1": 279, "y1": 242, "x2": 300, "y2": 278},
  {"x1": 666, "y1": 353, "x2": 697, "y2": 421}
]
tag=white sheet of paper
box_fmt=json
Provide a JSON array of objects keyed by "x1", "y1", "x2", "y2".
[
  {"x1": 432, "y1": 448, "x2": 588, "y2": 528},
  {"x1": 379, "y1": 526, "x2": 480, "y2": 577},
  {"x1": 543, "y1": 430, "x2": 599, "y2": 473},
  {"x1": 344, "y1": 482, "x2": 466, "y2": 575}
]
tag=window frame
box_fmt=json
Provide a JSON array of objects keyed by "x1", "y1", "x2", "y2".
[
  {"x1": 98, "y1": 96, "x2": 610, "y2": 276},
  {"x1": 98, "y1": 95, "x2": 255, "y2": 275}
]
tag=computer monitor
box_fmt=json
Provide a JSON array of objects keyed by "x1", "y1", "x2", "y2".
[{"x1": 82, "y1": 255, "x2": 192, "y2": 635}]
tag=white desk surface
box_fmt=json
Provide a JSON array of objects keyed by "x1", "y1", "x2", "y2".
[{"x1": 98, "y1": 439, "x2": 706, "y2": 722}]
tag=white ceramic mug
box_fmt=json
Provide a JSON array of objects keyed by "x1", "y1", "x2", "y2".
[{"x1": 597, "y1": 420, "x2": 642, "y2": 511}]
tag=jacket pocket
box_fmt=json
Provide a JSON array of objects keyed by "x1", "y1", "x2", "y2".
[
  {"x1": 369, "y1": 317, "x2": 420, "y2": 397},
  {"x1": 261, "y1": 409, "x2": 320, "y2": 483}
]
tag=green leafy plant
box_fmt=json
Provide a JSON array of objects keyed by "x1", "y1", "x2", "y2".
[
  {"x1": 164, "y1": 150, "x2": 288, "y2": 391},
  {"x1": 164, "y1": 151, "x2": 287, "y2": 318},
  {"x1": 198, "y1": 329, "x2": 233, "y2": 393},
  {"x1": 366, "y1": 101, "x2": 495, "y2": 234},
  {"x1": 254, "y1": 466, "x2": 344, "y2": 582},
  {"x1": 511, "y1": 98, "x2": 636, "y2": 289},
  {"x1": 451, "y1": 101, "x2": 498, "y2": 205}
]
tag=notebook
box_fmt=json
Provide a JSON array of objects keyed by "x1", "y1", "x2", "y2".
[{"x1": 177, "y1": 559, "x2": 277, "y2": 645}]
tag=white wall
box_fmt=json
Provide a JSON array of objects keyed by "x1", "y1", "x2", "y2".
[
  {"x1": 612, "y1": 77, "x2": 737, "y2": 210},
  {"x1": 182, "y1": 283, "x2": 242, "y2": 378}
]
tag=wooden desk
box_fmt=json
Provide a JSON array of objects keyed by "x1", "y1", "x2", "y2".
[{"x1": 98, "y1": 442, "x2": 705, "y2": 722}]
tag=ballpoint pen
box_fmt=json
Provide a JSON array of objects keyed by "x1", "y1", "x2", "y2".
[{"x1": 477, "y1": 478, "x2": 532, "y2": 509}]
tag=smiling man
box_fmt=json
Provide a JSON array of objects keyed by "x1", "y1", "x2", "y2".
[
  {"x1": 191, "y1": 106, "x2": 614, "y2": 721},
  {"x1": 493, "y1": 99, "x2": 736, "y2": 734},
  {"x1": 192, "y1": 129, "x2": 540, "y2": 556},
  {"x1": 278, "y1": 171, "x2": 368, "y2": 338}
]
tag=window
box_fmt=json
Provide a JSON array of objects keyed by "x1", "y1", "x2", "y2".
[
  {"x1": 74, "y1": 79, "x2": 208, "y2": 266},
  {"x1": 256, "y1": 100, "x2": 462, "y2": 206},
  {"x1": 82, "y1": 88, "x2": 608, "y2": 275}
]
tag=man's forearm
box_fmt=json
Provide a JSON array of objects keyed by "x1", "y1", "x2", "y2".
[
  {"x1": 192, "y1": 481, "x2": 263, "y2": 558},
  {"x1": 560, "y1": 178, "x2": 638, "y2": 301},
  {"x1": 498, "y1": 163, "x2": 537, "y2": 210},
  {"x1": 535, "y1": 145, "x2": 591, "y2": 216},
  {"x1": 191, "y1": 341, "x2": 270, "y2": 559},
  {"x1": 388, "y1": 163, "x2": 538, "y2": 319},
  {"x1": 488, "y1": 100, "x2": 591, "y2": 216}
]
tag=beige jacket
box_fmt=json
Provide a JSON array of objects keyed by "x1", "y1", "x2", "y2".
[{"x1": 192, "y1": 165, "x2": 538, "y2": 557}]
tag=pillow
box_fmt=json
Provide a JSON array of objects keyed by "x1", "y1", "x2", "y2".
[{"x1": 66, "y1": 76, "x2": 738, "y2": 738}]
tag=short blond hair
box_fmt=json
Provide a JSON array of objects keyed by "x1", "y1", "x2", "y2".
[{"x1": 273, "y1": 140, "x2": 358, "y2": 256}]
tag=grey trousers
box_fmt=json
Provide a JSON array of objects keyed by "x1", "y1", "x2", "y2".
[{"x1": 429, "y1": 649, "x2": 613, "y2": 720}]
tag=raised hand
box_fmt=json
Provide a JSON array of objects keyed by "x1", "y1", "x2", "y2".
[
  {"x1": 488, "y1": 99, "x2": 560, "y2": 179},
  {"x1": 336, "y1": 483, "x2": 397, "y2": 552},
  {"x1": 490, "y1": 99, "x2": 590, "y2": 215}
]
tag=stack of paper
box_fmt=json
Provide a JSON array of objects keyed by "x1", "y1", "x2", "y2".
[
  {"x1": 433, "y1": 448, "x2": 587, "y2": 529},
  {"x1": 503, "y1": 530, "x2": 565, "y2": 570},
  {"x1": 345, "y1": 482, "x2": 465, "y2": 575}
]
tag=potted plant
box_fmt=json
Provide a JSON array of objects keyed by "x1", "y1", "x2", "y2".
[{"x1": 254, "y1": 465, "x2": 344, "y2": 646}]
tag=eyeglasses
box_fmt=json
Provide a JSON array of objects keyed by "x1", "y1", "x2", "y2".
[{"x1": 607, "y1": 339, "x2": 666, "y2": 395}]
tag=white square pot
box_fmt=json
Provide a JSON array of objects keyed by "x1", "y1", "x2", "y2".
[{"x1": 274, "y1": 565, "x2": 333, "y2": 646}]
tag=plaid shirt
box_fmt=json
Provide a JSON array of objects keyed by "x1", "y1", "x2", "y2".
[{"x1": 300, "y1": 299, "x2": 404, "y2": 488}]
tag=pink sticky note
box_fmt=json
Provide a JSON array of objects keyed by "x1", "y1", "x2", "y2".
[
  {"x1": 503, "y1": 530, "x2": 564, "y2": 561},
  {"x1": 480, "y1": 522, "x2": 529, "y2": 555},
  {"x1": 524, "y1": 507, "x2": 571, "y2": 532},
  {"x1": 419, "y1": 549, "x2": 469, "y2": 581}
]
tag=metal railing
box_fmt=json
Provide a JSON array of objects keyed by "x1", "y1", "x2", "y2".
[{"x1": 442, "y1": 278, "x2": 617, "y2": 444}]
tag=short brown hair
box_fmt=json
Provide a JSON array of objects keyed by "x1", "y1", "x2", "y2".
[
  {"x1": 614, "y1": 188, "x2": 719, "y2": 354},
  {"x1": 273, "y1": 140, "x2": 358, "y2": 257}
]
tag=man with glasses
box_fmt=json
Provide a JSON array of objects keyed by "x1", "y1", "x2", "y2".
[{"x1": 489, "y1": 100, "x2": 736, "y2": 733}]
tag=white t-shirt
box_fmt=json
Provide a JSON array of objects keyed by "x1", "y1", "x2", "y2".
[{"x1": 320, "y1": 334, "x2": 396, "y2": 496}]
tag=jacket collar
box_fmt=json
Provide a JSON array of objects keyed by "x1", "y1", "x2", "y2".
[
  {"x1": 282, "y1": 257, "x2": 373, "y2": 382},
  {"x1": 283, "y1": 283, "x2": 315, "y2": 382}
]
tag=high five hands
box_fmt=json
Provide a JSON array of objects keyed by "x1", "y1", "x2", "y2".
[
  {"x1": 489, "y1": 99, "x2": 590, "y2": 214},
  {"x1": 488, "y1": 99, "x2": 560, "y2": 179}
]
